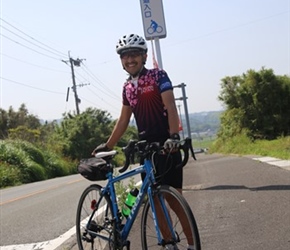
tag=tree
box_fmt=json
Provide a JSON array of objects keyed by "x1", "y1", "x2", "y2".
[
  {"x1": 0, "y1": 109, "x2": 9, "y2": 138},
  {"x1": 0, "y1": 104, "x2": 41, "y2": 139},
  {"x1": 54, "y1": 108, "x2": 111, "y2": 159},
  {"x1": 218, "y1": 68, "x2": 290, "y2": 139},
  {"x1": 8, "y1": 125, "x2": 41, "y2": 143},
  {"x1": 54, "y1": 108, "x2": 138, "y2": 160}
]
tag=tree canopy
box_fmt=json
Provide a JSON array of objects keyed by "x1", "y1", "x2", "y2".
[
  {"x1": 0, "y1": 106, "x2": 138, "y2": 186},
  {"x1": 54, "y1": 108, "x2": 138, "y2": 160},
  {"x1": 218, "y1": 68, "x2": 290, "y2": 140},
  {"x1": 0, "y1": 104, "x2": 41, "y2": 139}
]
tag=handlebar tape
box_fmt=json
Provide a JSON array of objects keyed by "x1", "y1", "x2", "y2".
[
  {"x1": 119, "y1": 138, "x2": 196, "y2": 172},
  {"x1": 176, "y1": 137, "x2": 196, "y2": 169},
  {"x1": 118, "y1": 140, "x2": 137, "y2": 173}
]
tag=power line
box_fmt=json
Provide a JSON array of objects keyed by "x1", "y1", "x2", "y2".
[
  {"x1": 1, "y1": 77, "x2": 65, "y2": 95},
  {"x1": 165, "y1": 10, "x2": 290, "y2": 48},
  {"x1": 71, "y1": 62, "x2": 121, "y2": 103},
  {"x1": 63, "y1": 55, "x2": 121, "y2": 116},
  {"x1": 0, "y1": 17, "x2": 67, "y2": 57},
  {"x1": 0, "y1": 52, "x2": 69, "y2": 73},
  {"x1": 85, "y1": 85, "x2": 120, "y2": 112},
  {"x1": 0, "y1": 17, "x2": 121, "y2": 116},
  {"x1": 1, "y1": 33, "x2": 62, "y2": 61},
  {"x1": 77, "y1": 94, "x2": 120, "y2": 116},
  {"x1": 81, "y1": 63, "x2": 121, "y2": 100},
  {"x1": 63, "y1": 58, "x2": 121, "y2": 115},
  {"x1": 71, "y1": 70, "x2": 121, "y2": 114},
  {"x1": 1, "y1": 25, "x2": 65, "y2": 58}
]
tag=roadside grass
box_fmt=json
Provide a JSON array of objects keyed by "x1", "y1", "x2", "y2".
[
  {"x1": 193, "y1": 136, "x2": 216, "y2": 151},
  {"x1": 2, "y1": 134, "x2": 289, "y2": 189},
  {"x1": 0, "y1": 140, "x2": 77, "y2": 188},
  {"x1": 209, "y1": 134, "x2": 290, "y2": 160}
]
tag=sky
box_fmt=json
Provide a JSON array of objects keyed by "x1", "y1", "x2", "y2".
[{"x1": 0, "y1": 0, "x2": 289, "y2": 121}]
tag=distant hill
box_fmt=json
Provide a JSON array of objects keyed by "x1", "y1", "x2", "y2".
[
  {"x1": 180, "y1": 110, "x2": 223, "y2": 136},
  {"x1": 41, "y1": 110, "x2": 223, "y2": 137},
  {"x1": 39, "y1": 118, "x2": 62, "y2": 125}
]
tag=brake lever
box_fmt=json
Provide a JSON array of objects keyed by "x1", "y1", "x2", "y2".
[
  {"x1": 130, "y1": 151, "x2": 135, "y2": 164},
  {"x1": 119, "y1": 140, "x2": 137, "y2": 173},
  {"x1": 187, "y1": 138, "x2": 196, "y2": 160}
]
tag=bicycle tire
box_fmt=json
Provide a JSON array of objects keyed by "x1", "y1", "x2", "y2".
[
  {"x1": 76, "y1": 184, "x2": 114, "y2": 250},
  {"x1": 141, "y1": 185, "x2": 201, "y2": 250}
]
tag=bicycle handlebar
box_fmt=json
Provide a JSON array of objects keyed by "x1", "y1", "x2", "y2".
[
  {"x1": 177, "y1": 137, "x2": 196, "y2": 168},
  {"x1": 118, "y1": 140, "x2": 137, "y2": 173},
  {"x1": 118, "y1": 137, "x2": 196, "y2": 173}
]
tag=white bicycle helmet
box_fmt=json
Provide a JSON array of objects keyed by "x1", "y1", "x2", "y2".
[{"x1": 116, "y1": 34, "x2": 147, "y2": 54}]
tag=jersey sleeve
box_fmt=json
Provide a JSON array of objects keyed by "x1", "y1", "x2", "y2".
[{"x1": 157, "y1": 69, "x2": 173, "y2": 93}]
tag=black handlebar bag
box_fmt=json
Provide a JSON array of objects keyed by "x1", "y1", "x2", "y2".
[{"x1": 77, "y1": 158, "x2": 112, "y2": 181}]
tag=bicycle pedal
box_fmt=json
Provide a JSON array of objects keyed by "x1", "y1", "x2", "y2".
[
  {"x1": 82, "y1": 234, "x2": 94, "y2": 242},
  {"x1": 122, "y1": 240, "x2": 130, "y2": 250},
  {"x1": 88, "y1": 220, "x2": 103, "y2": 232}
]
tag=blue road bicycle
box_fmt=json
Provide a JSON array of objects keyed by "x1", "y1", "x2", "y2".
[{"x1": 76, "y1": 138, "x2": 201, "y2": 250}]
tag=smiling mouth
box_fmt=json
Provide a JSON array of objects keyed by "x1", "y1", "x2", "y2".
[{"x1": 126, "y1": 63, "x2": 137, "y2": 68}]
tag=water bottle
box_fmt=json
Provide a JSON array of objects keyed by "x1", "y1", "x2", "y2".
[{"x1": 122, "y1": 188, "x2": 139, "y2": 218}]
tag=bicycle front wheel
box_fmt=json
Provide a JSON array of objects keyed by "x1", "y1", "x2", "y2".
[
  {"x1": 76, "y1": 184, "x2": 114, "y2": 250},
  {"x1": 141, "y1": 185, "x2": 201, "y2": 250}
]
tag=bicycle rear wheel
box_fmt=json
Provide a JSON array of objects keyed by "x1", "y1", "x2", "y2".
[
  {"x1": 141, "y1": 185, "x2": 201, "y2": 250},
  {"x1": 76, "y1": 184, "x2": 114, "y2": 250}
]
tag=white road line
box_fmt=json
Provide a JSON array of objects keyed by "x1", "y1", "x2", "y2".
[
  {"x1": 253, "y1": 157, "x2": 290, "y2": 170},
  {"x1": 0, "y1": 225, "x2": 76, "y2": 250},
  {"x1": 1, "y1": 180, "x2": 144, "y2": 250}
]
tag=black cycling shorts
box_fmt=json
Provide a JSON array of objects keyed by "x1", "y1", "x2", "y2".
[{"x1": 141, "y1": 151, "x2": 183, "y2": 189}]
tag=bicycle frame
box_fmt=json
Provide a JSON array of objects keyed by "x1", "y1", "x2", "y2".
[
  {"x1": 90, "y1": 157, "x2": 177, "y2": 247},
  {"x1": 77, "y1": 137, "x2": 199, "y2": 249}
]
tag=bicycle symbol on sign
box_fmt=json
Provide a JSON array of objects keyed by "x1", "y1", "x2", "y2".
[{"x1": 147, "y1": 19, "x2": 163, "y2": 34}]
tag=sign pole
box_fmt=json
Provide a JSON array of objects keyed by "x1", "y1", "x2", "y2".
[
  {"x1": 140, "y1": 0, "x2": 166, "y2": 69},
  {"x1": 154, "y1": 37, "x2": 163, "y2": 69}
]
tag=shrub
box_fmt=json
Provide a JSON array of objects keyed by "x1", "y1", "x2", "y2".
[{"x1": 0, "y1": 161, "x2": 22, "y2": 187}]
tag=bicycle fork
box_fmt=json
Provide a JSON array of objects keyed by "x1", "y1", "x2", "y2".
[{"x1": 148, "y1": 186, "x2": 179, "y2": 247}]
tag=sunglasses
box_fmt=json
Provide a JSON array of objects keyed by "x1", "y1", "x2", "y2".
[{"x1": 120, "y1": 50, "x2": 143, "y2": 59}]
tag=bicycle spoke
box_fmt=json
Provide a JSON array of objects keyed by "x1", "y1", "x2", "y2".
[
  {"x1": 141, "y1": 185, "x2": 201, "y2": 250},
  {"x1": 76, "y1": 185, "x2": 114, "y2": 250}
]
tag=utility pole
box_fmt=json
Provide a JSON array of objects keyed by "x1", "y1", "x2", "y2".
[
  {"x1": 62, "y1": 53, "x2": 85, "y2": 115},
  {"x1": 69, "y1": 57, "x2": 80, "y2": 115},
  {"x1": 174, "y1": 83, "x2": 191, "y2": 138}
]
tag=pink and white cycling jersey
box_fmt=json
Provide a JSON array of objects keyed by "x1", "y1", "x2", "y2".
[{"x1": 122, "y1": 68, "x2": 173, "y2": 142}]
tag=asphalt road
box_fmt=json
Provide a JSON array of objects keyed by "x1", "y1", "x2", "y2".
[
  {"x1": 1, "y1": 153, "x2": 289, "y2": 250},
  {"x1": 183, "y1": 154, "x2": 290, "y2": 250}
]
